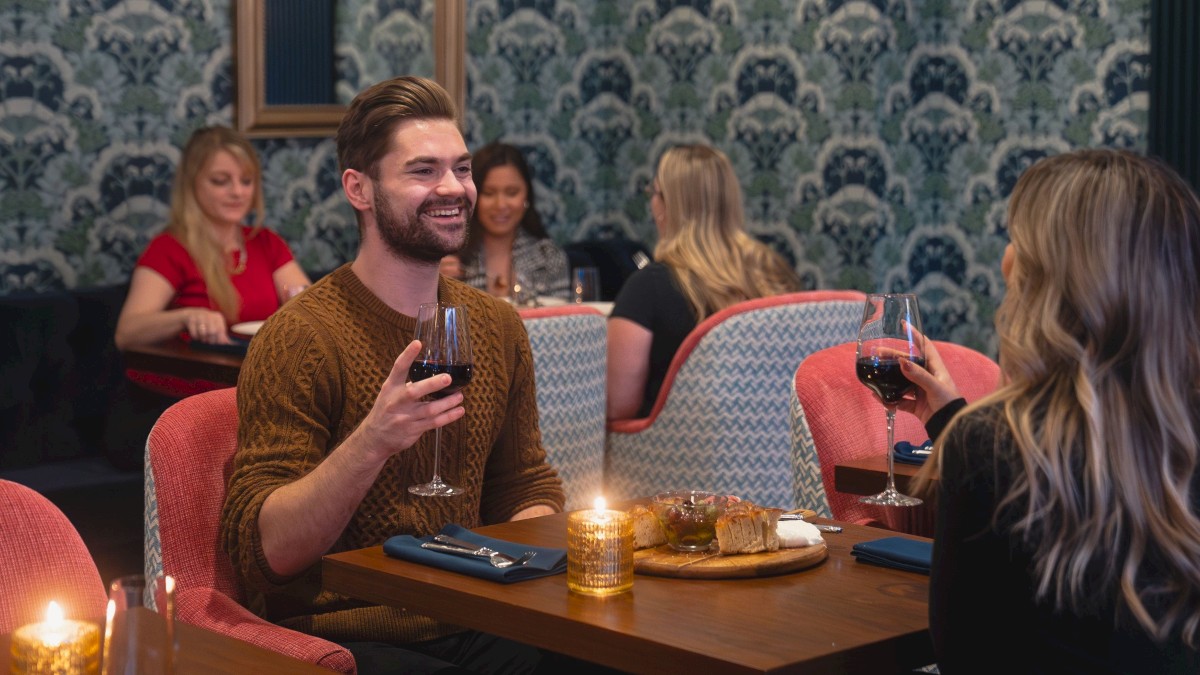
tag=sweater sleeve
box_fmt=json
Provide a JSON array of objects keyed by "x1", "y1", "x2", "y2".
[
  {"x1": 478, "y1": 307, "x2": 566, "y2": 522},
  {"x1": 220, "y1": 307, "x2": 339, "y2": 591}
]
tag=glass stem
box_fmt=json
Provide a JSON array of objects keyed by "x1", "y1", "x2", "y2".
[
  {"x1": 431, "y1": 426, "x2": 442, "y2": 482},
  {"x1": 884, "y1": 408, "x2": 898, "y2": 493}
]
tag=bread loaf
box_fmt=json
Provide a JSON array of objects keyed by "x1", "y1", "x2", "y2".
[
  {"x1": 715, "y1": 501, "x2": 782, "y2": 554},
  {"x1": 628, "y1": 504, "x2": 666, "y2": 549}
]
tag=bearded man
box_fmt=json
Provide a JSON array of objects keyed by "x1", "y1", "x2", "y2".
[{"x1": 221, "y1": 75, "x2": 564, "y2": 674}]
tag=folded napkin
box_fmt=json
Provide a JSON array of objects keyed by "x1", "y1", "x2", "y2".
[
  {"x1": 893, "y1": 439, "x2": 933, "y2": 465},
  {"x1": 776, "y1": 520, "x2": 824, "y2": 548},
  {"x1": 851, "y1": 536, "x2": 932, "y2": 574},
  {"x1": 383, "y1": 524, "x2": 567, "y2": 583}
]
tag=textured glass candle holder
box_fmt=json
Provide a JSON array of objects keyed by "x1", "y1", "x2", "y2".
[
  {"x1": 567, "y1": 507, "x2": 634, "y2": 595},
  {"x1": 11, "y1": 604, "x2": 101, "y2": 675}
]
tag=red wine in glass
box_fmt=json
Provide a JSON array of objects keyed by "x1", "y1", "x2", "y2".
[
  {"x1": 855, "y1": 293, "x2": 926, "y2": 507},
  {"x1": 408, "y1": 361, "x2": 473, "y2": 399},
  {"x1": 856, "y1": 356, "x2": 926, "y2": 406}
]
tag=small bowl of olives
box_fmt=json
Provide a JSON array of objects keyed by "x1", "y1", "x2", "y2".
[{"x1": 650, "y1": 490, "x2": 728, "y2": 552}]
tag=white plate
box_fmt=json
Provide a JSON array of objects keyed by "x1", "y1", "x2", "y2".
[
  {"x1": 581, "y1": 301, "x2": 614, "y2": 315},
  {"x1": 536, "y1": 296, "x2": 568, "y2": 307},
  {"x1": 230, "y1": 320, "x2": 265, "y2": 338}
]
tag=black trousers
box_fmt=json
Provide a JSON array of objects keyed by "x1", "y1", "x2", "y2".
[{"x1": 338, "y1": 630, "x2": 624, "y2": 675}]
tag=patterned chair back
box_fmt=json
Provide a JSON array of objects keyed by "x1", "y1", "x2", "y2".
[
  {"x1": 604, "y1": 291, "x2": 865, "y2": 510},
  {"x1": 0, "y1": 480, "x2": 106, "y2": 632},
  {"x1": 144, "y1": 387, "x2": 355, "y2": 672},
  {"x1": 519, "y1": 305, "x2": 607, "y2": 510},
  {"x1": 792, "y1": 340, "x2": 1000, "y2": 525}
]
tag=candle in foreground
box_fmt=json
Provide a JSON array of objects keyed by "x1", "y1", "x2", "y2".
[
  {"x1": 10, "y1": 601, "x2": 101, "y2": 675},
  {"x1": 567, "y1": 497, "x2": 634, "y2": 595}
]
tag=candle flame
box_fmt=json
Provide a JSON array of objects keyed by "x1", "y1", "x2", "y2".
[
  {"x1": 45, "y1": 601, "x2": 63, "y2": 625},
  {"x1": 593, "y1": 496, "x2": 607, "y2": 510}
]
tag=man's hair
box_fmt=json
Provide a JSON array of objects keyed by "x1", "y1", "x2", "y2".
[{"x1": 335, "y1": 75, "x2": 459, "y2": 179}]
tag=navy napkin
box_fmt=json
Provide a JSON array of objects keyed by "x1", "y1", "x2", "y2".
[
  {"x1": 383, "y1": 524, "x2": 567, "y2": 583},
  {"x1": 851, "y1": 536, "x2": 932, "y2": 574},
  {"x1": 893, "y1": 439, "x2": 932, "y2": 465}
]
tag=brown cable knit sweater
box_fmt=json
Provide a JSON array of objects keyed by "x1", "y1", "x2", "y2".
[{"x1": 220, "y1": 264, "x2": 565, "y2": 644}]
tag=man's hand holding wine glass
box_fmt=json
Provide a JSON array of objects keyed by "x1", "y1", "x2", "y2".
[{"x1": 352, "y1": 339, "x2": 466, "y2": 465}]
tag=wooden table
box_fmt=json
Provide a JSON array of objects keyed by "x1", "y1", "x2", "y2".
[
  {"x1": 0, "y1": 616, "x2": 329, "y2": 674},
  {"x1": 323, "y1": 511, "x2": 934, "y2": 674},
  {"x1": 123, "y1": 339, "x2": 244, "y2": 386},
  {"x1": 834, "y1": 455, "x2": 925, "y2": 496}
]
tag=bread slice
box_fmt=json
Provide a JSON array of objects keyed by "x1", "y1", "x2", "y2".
[
  {"x1": 628, "y1": 504, "x2": 666, "y2": 549},
  {"x1": 716, "y1": 501, "x2": 782, "y2": 554}
]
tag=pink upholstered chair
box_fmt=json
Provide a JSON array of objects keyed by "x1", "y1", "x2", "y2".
[
  {"x1": 0, "y1": 479, "x2": 107, "y2": 632},
  {"x1": 144, "y1": 388, "x2": 356, "y2": 673},
  {"x1": 605, "y1": 291, "x2": 865, "y2": 509},
  {"x1": 518, "y1": 305, "x2": 607, "y2": 510},
  {"x1": 791, "y1": 340, "x2": 1000, "y2": 528}
]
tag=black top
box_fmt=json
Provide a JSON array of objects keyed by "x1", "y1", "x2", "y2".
[
  {"x1": 609, "y1": 263, "x2": 697, "y2": 418},
  {"x1": 927, "y1": 400, "x2": 1200, "y2": 674}
]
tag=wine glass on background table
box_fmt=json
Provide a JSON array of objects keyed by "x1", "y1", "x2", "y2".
[
  {"x1": 855, "y1": 293, "x2": 926, "y2": 507},
  {"x1": 408, "y1": 303, "x2": 474, "y2": 497}
]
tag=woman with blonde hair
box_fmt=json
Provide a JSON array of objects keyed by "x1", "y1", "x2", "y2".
[
  {"x1": 607, "y1": 144, "x2": 799, "y2": 419},
  {"x1": 116, "y1": 126, "x2": 309, "y2": 352},
  {"x1": 900, "y1": 148, "x2": 1200, "y2": 672}
]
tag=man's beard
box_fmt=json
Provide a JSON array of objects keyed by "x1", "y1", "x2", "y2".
[{"x1": 374, "y1": 191, "x2": 471, "y2": 263}]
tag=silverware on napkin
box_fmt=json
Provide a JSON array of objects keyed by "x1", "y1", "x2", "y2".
[{"x1": 426, "y1": 534, "x2": 538, "y2": 567}]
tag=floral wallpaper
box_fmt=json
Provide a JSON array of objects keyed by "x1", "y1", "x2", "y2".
[{"x1": 0, "y1": 0, "x2": 1150, "y2": 353}]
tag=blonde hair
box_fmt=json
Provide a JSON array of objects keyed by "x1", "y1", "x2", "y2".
[
  {"x1": 653, "y1": 145, "x2": 799, "y2": 320},
  {"x1": 941, "y1": 149, "x2": 1200, "y2": 645},
  {"x1": 166, "y1": 126, "x2": 265, "y2": 319}
]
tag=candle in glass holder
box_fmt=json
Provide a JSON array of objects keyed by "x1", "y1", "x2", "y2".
[
  {"x1": 10, "y1": 601, "x2": 100, "y2": 675},
  {"x1": 567, "y1": 497, "x2": 634, "y2": 595}
]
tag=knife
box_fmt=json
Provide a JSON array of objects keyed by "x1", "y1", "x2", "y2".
[
  {"x1": 433, "y1": 534, "x2": 524, "y2": 565},
  {"x1": 778, "y1": 514, "x2": 843, "y2": 534}
]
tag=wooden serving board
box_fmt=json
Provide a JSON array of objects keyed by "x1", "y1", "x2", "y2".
[{"x1": 633, "y1": 543, "x2": 827, "y2": 579}]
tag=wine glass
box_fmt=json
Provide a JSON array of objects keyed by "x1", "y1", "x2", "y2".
[
  {"x1": 855, "y1": 293, "x2": 926, "y2": 507},
  {"x1": 408, "y1": 302, "x2": 474, "y2": 497}
]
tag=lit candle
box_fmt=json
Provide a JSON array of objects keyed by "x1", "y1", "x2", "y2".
[
  {"x1": 10, "y1": 601, "x2": 101, "y2": 675},
  {"x1": 567, "y1": 497, "x2": 634, "y2": 595}
]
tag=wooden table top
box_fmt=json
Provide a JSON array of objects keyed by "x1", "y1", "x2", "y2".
[
  {"x1": 323, "y1": 510, "x2": 934, "y2": 674},
  {"x1": 122, "y1": 338, "x2": 244, "y2": 386},
  {"x1": 0, "y1": 615, "x2": 330, "y2": 674}
]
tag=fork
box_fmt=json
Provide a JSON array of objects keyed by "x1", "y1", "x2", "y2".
[{"x1": 632, "y1": 250, "x2": 651, "y2": 269}]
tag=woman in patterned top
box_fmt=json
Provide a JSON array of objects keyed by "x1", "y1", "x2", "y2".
[{"x1": 439, "y1": 142, "x2": 570, "y2": 300}]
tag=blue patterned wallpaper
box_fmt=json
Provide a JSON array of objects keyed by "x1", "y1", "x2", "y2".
[{"x1": 0, "y1": 0, "x2": 1149, "y2": 353}]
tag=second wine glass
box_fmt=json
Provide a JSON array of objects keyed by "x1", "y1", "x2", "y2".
[
  {"x1": 855, "y1": 293, "x2": 925, "y2": 507},
  {"x1": 408, "y1": 302, "x2": 474, "y2": 497}
]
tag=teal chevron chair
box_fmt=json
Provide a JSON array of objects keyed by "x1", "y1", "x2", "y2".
[
  {"x1": 604, "y1": 291, "x2": 865, "y2": 510},
  {"x1": 519, "y1": 305, "x2": 608, "y2": 510}
]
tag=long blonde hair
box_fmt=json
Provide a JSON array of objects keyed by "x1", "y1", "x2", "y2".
[
  {"x1": 653, "y1": 145, "x2": 799, "y2": 320},
  {"x1": 942, "y1": 149, "x2": 1200, "y2": 645},
  {"x1": 166, "y1": 126, "x2": 265, "y2": 320}
]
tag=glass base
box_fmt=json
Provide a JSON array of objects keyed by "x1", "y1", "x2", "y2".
[
  {"x1": 408, "y1": 480, "x2": 464, "y2": 497},
  {"x1": 859, "y1": 488, "x2": 922, "y2": 507}
]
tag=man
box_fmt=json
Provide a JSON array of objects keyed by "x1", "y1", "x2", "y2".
[{"x1": 221, "y1": 75, "x2": 564, "y2": 673}]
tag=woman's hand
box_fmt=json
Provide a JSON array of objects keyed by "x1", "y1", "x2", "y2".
[
  {"x1": 895, "y1": 340, "x2": 962, "y2": 424},
  {"x1": 185, "y1": 308, "x2": 232, "y2": 344},
  {"x1": 439, "y1": 255, "x2": 464, "y2": 279}
]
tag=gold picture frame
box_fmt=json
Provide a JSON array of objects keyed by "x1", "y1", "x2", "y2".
[{"x1": 234, "y1": 1, "x2": 465, "y2": 138}]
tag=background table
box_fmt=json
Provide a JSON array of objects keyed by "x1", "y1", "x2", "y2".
[
  {"x1": 323, "y1": 510, "x2": 934, "y2": 674},
  {"x1": 834, "y1": 455, "x2": 926, "y2": 496},
  {"x1": 0, "y1": 616, "x2": 329, "y2": 674},
  {"x1": 123, "y1": 339, "x2": 244, "y2": 386}
]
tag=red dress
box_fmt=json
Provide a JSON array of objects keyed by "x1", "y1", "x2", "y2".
[{"x1": 128, "y1": 226, "x2": 295, "y2": 397}]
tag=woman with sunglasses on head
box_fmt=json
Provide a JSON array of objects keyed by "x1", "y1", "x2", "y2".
[{"x1": 606, "y1": 144, "x2": 800, "y2": 420}]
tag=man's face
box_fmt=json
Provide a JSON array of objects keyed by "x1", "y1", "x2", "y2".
[{"x1": 370, "y1": 118, "x2": 476, "y2": 263}]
